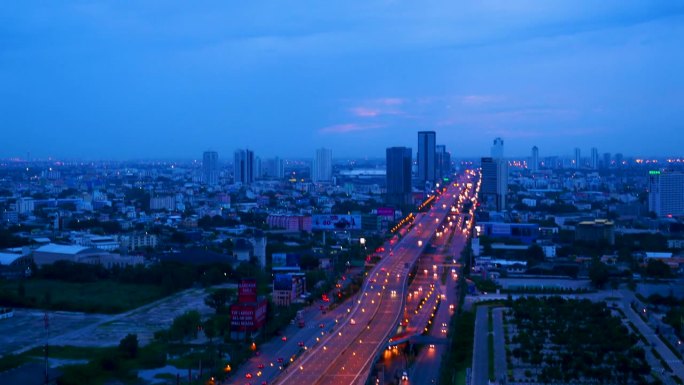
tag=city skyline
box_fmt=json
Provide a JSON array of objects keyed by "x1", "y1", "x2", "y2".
[{"x1": 2, "y1": 2, "x2": 684, "y2": 159}]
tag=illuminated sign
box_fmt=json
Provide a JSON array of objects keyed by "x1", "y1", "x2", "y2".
[
  {"x1": 312, "y1": 214, "x2": 362, "y2": 230},
  {"x1": 238, "y1": 279, "x2": 257, "y2": 303}
]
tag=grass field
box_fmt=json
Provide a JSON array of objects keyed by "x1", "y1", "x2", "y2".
[{"x1": 0, "y1": 279, "x2": 168, "y2": 314}]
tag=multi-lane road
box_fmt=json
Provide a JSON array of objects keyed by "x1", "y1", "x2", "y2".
[
  {"x1": 232, "y1": 171, "x2": 477, "y2": 385},
  {"x1": 273, "y1": 182, "x2": 464, "y2": 385}
]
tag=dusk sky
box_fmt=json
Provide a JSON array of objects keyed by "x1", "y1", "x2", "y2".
[{"x1": 2, "y1": 1, "x2": 683, "y2": 160}]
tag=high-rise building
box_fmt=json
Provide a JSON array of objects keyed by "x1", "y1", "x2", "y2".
[
  {"x1": 590, "y1": 147, "x2": 599, "y2": 170},
  {"x1": 615, "y1": 153, "x2": 624, "y2": 168},
  {"x1": 491, "y1": 137, "x2": 504, "y2": 159},
  {"x1": 202, "y1": 151, "x2": 219, "y2": 185},
  {"x1": 574, "y1": 148, "x2": 581, "y2": 169},
  {"x1": 480, "y1": 157, "x2": 507, "y2": 211},
  {"x1": 254, "y1": 156, "x2": 262, "y2": 180},
  {"x1": 234, "y1": 149, "x2": 255, "y2": 184},
  {"x1": 417, "y1": 131, "x2": 436, "y2": 185},
  {"x1": 435, "y1": 145, "x2": 451, "y2": 179},
  {"x1": 649, "y1": 170, "x2": 684, "y2": 217},
  {"x1": 602, "y1": 153, "x2": 611, "y2": 169},
  {"x1": 264, "y1": 157, "x2": 284, "y2": 179},
  {"x1": 312, "y1": 148, "x2": 332, "y2": 182},
  {"x1": 386, "y1": 147, "x2": 413, "y2": 207},
  {"x1": 531, "y1": 146, "x2": 539, "y2": 172}
]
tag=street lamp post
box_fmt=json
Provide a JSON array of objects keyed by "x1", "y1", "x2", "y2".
[{"x1": 359, "y1": 238, "x2": 366, "y2": 263}]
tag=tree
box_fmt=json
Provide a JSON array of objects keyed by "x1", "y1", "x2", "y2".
[
  {"x1": 588, "y1": 260, "x2": 609, "y2": 289},
  {"x1": 118, "y1": 333, "x2": 138, "y2": 359},
  {"x1": 203, "y1": 319, "x2": 217, "y2": 343},
  {"x1": 644, "y1": 259, "x2": 671, "y2": 278},
  {"x1": 169, "y1": 311, "x2": 202, "y2": 341},
  {"x1": 204, "y1": 289, "x2": 232, "y2": 314},
  {"x1": 525, "y1": 244, "x2": 545, "y2": 266}
]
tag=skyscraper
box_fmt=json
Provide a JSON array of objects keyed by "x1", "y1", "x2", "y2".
[
  {"x1": 615, "y1": 153, "x2": 624, "y2": 168},
  {"x1": 417, "y1": 131, "x2": 436, "y2": 185},
  {"x1": 574, "y1": 148, "x2": 581, "y2": 169},
  {"x1": 264, "y1": 157, "x2": 284, "y2": 179},
  {"x1": 312, "y1": 148, "x2": 332, "y2": 182},
  {"x1": 649, "y1": 170, "x2": 684, "y2": 217},
  {"x1": 254, "y1": 156, "x2": 262, "y2": 180},
  {"x1": 491, "y1": 137, "x2": 504, "y2": 159},
  {"x1": 531, "y1": 146, "x2": 539, "y2": 172},
  {"x1": 480, "y1": 157, "x2": 507, "y2": 211},
  {"x1": 602, "y1": 153, "x2": 611, "y2": 169},
  {"x1": 590, "y1": 147, "x2": 599, "y2": 170},
  {"x1": 386, "y1": 147, "x2": 413, "y2": 207},
  {"x1": 435, "y1": 145, "x2": 451, "y2": 179},
  {"x1": 202, "y1": 151, "x2": 219, "y2": 185},
  {"x1": 234, "y1": 149, "x2": 254, "y2": 184}
]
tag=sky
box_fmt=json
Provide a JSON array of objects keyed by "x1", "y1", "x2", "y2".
[{"x1": 1, "y1": 1, "x2": 683, "y2": 160}]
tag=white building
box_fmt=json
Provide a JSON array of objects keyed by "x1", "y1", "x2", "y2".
[{"x1": 312, "y1": 148, "x2": 332, "y2": 183}]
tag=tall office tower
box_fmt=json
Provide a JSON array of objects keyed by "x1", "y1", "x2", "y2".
[
  {"x1": 202, "y1": 151, "x2": 219, "y2": 185},
  {"x1": 234, "y1": 149, "x2": 255, "y2": 184},
  {"x1": 480, "y1": 157, "x2": 507, "y2": 211},
  {"x1": 312, "y1": 148, "x2": 333, "y2": 182},
  {"x1": 615, "y1": 153, "x2": 624, "y2": 168},
  {"x1": 254, "y1": 156, "x2": 262, "y2": 180},
  {"x1": 417, "y1": 131, "x2": 437, "y2": 185},
  {"x1": 491, "y1": 137, "x2": 504, "y2": 159},
  {"x1": 602, "y1": 153, "x2": 611, "y2": 169},
  {"x1": 531, "y1": 146, "x2": 539, "y2": 172},
  {"x1": 264, "y1": 157, "x2": 284, "y2": 179},
  {"x1": 590, "y1": 147, "x2": 599, "y2": 170},
  {"x1": 649, "y1": 171, "x2": 684, "y2": 217},
  {"x1": 435, "y1": 145, "x2": 451, "y2": 179},
  {"x1": 574, "y1": 148, "x2": 581, "y2": 169},
  {"x1": 386, "y1": 147, "x2": 413, "y2": 206}
]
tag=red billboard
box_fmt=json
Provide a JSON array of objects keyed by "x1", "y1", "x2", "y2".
[
  {"x1": 230, "y1": 300, "x2": 267, "y2": 332},
  {"x1": 238, "y1": 279, "x2": 257, "y2": 303}
]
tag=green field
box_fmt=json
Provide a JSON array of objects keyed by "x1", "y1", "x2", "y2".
[{"x1": 0, "y1": 279, "x2": 168, "y2": 314}]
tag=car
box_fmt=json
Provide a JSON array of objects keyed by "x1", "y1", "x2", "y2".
[
  {"x1": 277, "y1": 357, "x2": 284, "y2": 363},
  {"x1": 246, "y1": 373, "x2": 253, "y2": 379},
  {"x1": 429, "y1": 344, "x2": 435, "y2": 349},
  {"x1": 281, "y1": 336, "x2": 287, "y2": 342},
  {"x1": 319, "y1": 323, "x2": 325, "y2": 328},
  {"x1": 298, "y1": 341, "x2": 305, "y2": 347},
  {"x1": 257, "y1": 363, "x2": 265, "y2": 369},
  {"x1": 401, "y1": 371, "x2": 409, "y2": 381},
  {"x1": 350, "y1": 318, "x2": 356, "y2": 325}
]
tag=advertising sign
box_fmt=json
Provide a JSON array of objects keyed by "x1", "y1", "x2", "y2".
[
  {"x1": 312, "y1": 214, "x2": 362, "y2": 230},
  {"x1": 376, "y1": 207, "x2": 395, "y2": 218},
  {"x1": 230, "y1": 300, "x2": 267, "y2": 331},
  {"x1": 238, "y1": 279, "x2": 257, "y2": 303},
  {"x1": 272, "y1": 253, "x2": 301, "y2": 268}
]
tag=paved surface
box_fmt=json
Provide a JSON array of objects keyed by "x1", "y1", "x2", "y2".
[
  {"x1": 492, "y1": 308, "x2": 506, "y2": 383},
  {"x1": 2, "y1": 287, "x2": 214, "y2": 357},
  {"x1": 472, "y1": 306, "x2": 489, "y2": 385},
  {"x1": 0, "y1": 309, "x2": 107, "y2": 356}
]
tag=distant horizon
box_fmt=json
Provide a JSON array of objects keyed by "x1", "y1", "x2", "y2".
[{"x1": 2, "y1": 150, "x2": 683, "y2": 164}]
